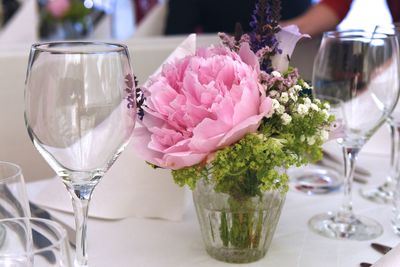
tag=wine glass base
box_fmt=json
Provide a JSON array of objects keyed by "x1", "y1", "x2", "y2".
[
  {"x1": 289, "y1": 166, "x2": 342, "y2": 195},
  {"x1": 308, "y1": 212, "x2": 383, "y2": 240},
  {"x1": 360, "y1": 183, "x2": 394, "y2": 204}
]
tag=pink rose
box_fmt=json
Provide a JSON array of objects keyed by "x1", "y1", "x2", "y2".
[
  {"x1": 46, "y1": 0, "x2": 71, "y2": 18},
  {"x1": 134, "y1": 45, "x2": 272, "y2": 169}
]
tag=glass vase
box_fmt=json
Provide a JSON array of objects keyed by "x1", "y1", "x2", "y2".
[{"x1": 193, "y1": 179, "x2": 286, "y2": 263}]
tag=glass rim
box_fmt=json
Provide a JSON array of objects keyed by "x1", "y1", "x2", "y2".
[
  {"x1": 0, "y1": 161, "x2": 22, "y2": 183},
  {"x1": 323, "y1": 29, "x2": 396, "y2": 39},
  {"x1": 31, "y1": 41, "x2": 128, "y2": 55},
  {"x1": 0, "y1": 217, "x2": 68, "y2": 257}
]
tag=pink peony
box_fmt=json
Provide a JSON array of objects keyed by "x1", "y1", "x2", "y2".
[
  {"x1": 134, "y1": 44, "x2": 273, "y2": 170},
  {"x1": 46, "y1": 0, "x2": 71, "y2": 18}
]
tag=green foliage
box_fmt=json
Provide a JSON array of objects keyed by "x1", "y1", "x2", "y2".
[{"x1": 43, "y1": 0, "x2": 91, "y2": 23}]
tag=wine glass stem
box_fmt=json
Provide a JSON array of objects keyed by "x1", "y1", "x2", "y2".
[
  {"x1": 338, "y1": 146, "x2": 360, "y2": 220},
  {"x1": 389, "y1": 121, "x2": 400, "y2": 185},
  {"x1": 66, "y1": 183, "x2": 96, "y2": 267}
]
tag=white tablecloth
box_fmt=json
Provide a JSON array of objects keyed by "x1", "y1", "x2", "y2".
[{"x1": 26, "y1": 148, "x2": 400, "y2": 267}]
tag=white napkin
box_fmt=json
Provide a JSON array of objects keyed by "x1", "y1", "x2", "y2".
[
  {"x1": 372, "y1": 242, "x2": 400, "y2": 266},
  {"x1": 362, "y1": 123, "x2": 390, "y2": 156},
  {"x1": 30, "y1": 34, "x2": 198, "y2": 221},
  {"x1": 31, "y1": 141, "x2": 190, "y2": 221}
]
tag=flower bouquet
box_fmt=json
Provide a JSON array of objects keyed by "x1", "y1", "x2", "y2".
[
  {"x1": 133, "y1": 0, "x2": 333, "y2": 263},
  {"x1": 39, "y1": 0, "x2": 93, "y2": 40}
]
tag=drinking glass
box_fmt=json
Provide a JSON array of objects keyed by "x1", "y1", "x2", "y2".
[
  {"x1": 309, "y1": 30, "x2": 400, "y2": 240},
  {"x1": 0, "y1": 217, "x2": 73, "y2": 266},
  {"x1": 0, "y1": 161, "x2": 30, "y2": 218},
  {"x1": 361, "y1": 24, "x2": 400, "y2": 204},
  {"x1": 24, "y1": 42, "x2": 136, "y2": 266}
]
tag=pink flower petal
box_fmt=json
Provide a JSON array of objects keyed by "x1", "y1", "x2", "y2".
[
  {"x1": 218, "y1": 114, "x2": 264, "y2": 148},
  {"x1": 163, "y1": 151, "x2": 208, "y2": 169},
  {"x1": 238, "y1": 42, "x2": 260, "y2": 72}
]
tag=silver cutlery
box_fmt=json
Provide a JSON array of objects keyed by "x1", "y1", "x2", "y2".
[
  {"x1": 315, "y1": 159, "x2": 368, "y2": 184},
  {"x1": 323, "y1": 150, "x2": 371, "y2": 177},
  {"x1": 30, "y1": 202, "x2": 76, "y2": 248},
  {"x1": 0, "y1": 185, "x2": 55, "y2": 263}
]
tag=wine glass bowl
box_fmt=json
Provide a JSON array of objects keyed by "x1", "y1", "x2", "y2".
[
  {"x1": 0, "y1": 161, "x2": 30, "y2": 218},
  {"x1": 24, "y1": 42, "x2": 136, "y2": 266},
  {"x1": 309, "y1": 29, "x2": 400, "y2": 240},
  {"x1": 0, "y1": 217, "x2": 73, "y2": 266},
  {"x1": 360, "y1": 24, "x2": 400, "y2": 204}
]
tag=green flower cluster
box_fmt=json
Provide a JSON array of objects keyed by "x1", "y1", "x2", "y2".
[{"x1": 173, "y1": 69, "x2": 334, "y2": 199}]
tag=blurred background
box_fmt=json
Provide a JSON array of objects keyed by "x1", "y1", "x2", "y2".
[
  {"x1": 0, "y1": 0, "x2": 391, "y2": 43},
  {"x1": 0, "y1": 0, "x2": 394, "y2": 182}
]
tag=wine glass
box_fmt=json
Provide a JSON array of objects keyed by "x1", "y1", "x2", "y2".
[
  {"x1": 24, "y1": 42, "x2": 136, "y2": 266},
  {"x1": 360, "y1": 24, "x2": 400, "y2": 204},
  {"x1": 0, "y1": 161, "x2": 30, "y2": 218},
  {"x1": 309, "y1": 29, "x2": 400, "y2": 240},
  {"x1": 0, "y1": 217, "x2": 73, "y2": 266}
]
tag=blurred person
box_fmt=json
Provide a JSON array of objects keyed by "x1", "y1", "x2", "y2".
[
  {"x1": 133, "y1": 0, "x2": 158, "y2": 23},
  {"x1": 165, "y1": 0, "x2": 312, "y2": 35},
  {"x1": 1, "y1": 0, "x2": 20, "y2": 26},
  {"x1": 282, "y1": 0, "x2": 400, "y2": 36}
]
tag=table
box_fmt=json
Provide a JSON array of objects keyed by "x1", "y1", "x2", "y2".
[{"x1": 27, "y1": 150, "x2": 399, "y2": 267}]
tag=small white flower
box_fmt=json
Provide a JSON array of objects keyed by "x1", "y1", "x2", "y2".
[
  {"x1": 281, "y1": 113, "x2": 292, "y2": 125},
  {"x1": 323, "y1": 102, "x2": 330, "y2": 110},
  {"x1": 271, "y1": 71, "x2": 282, "y2": 78},
  {"x1": 300, "y1": 135, "x2": 306, "y2": 142},
  {"x1": 321, "y1": 109, "x2": 330, "y2": 120},
  {"x1": 289, "y1": 92, "x2": 298, "y2": 102},
  {"x1": 269, "y1": 90, "x2": 279, "y2": 98},
  {"x1": 297, "y1": 104, "x2": 309, "y2": 115},
  {"x1": 307, "y1": 136, "x2": 316, "y2": 145},
  {"x1": 293, "y1": 85, "x2": 302, "y2": 91},
  {"x1": 310, "y1": 103, "x2": 320, "y2": 111},
  {"x1": 320, "y1": 129, "x2": 329, "y2": 141},
  {"x1": 303, "y1": 82, "x2": 310, "y2": 89},
  {"x1": 276, "y1": 105, "x2": 285, "y2": 114},
  {"x1": 279, "y1": 92, "x2": 289, "y2": 103},
  {"x1": 313, "y1": 98, "x2": 321, "y2": 105},
  {"x1": 303, "y1": 97, "x2": 312, "y2": 108},
  {"x1": 272, "y1": 99, "x2": 280, "y2": 110}
]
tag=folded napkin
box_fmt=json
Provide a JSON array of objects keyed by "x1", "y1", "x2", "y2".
[
  {"x1": 31, "y1": 34, "x2": 199, "y2": 221},
  {"x1": 31, "y1": 142, "x2": 189, "y2": 221},
  {"x1": 372, "y1": 242, "x2": 400, "y2": 266},
  {"x1": 354, "y1": 123, "x2": 390, "y2": 156}
]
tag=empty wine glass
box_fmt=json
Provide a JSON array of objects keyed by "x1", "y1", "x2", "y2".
[
  {"x1": 309, "y1": 29, "x2": 400, "y2": 240},
  {"x1": 0, "y1": 161, "x2": 30, "y2": 218},
  {"x1": 0, "y1": 217, "x2": 73, "y2": 266},
  {"x1": 361, "y1": 24, "x2": 400, "y2": 204},
  {"x1": 24, "y1": 42, "x2": 136, "y2": 266}
]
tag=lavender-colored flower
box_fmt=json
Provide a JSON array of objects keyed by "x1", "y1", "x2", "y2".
[
  {"x1": 218, "y1": 32, "x2": 236, "y2": 51},
  {"x1": 125, "y1": 74, "x2": 146, "y2": 120},
  {"x1": 249, "y1": 0, "x2": 282, "y2": 73}
]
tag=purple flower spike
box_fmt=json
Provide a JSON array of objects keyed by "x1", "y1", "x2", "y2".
[{"x1": 249, "y1": 0, "x2": 282, "y2": 73}]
